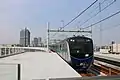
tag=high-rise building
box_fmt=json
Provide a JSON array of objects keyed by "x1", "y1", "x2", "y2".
[
  {"x1": 38, "y1": 37, "x2": 41, "y2": 43},
  {"x1": 38, "y1": 37, "x2": 42, "y2": 46},
  {"x1": 33, "y1": 37, "x2": 38, "y2": 47},
  {"x1": 20, "y1": 28, "x2": 30, "y2": 47},
  {"x1": 32, "y1": 37, "x2": 43, "y2": 47}
]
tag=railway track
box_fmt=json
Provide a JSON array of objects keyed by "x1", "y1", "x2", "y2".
[
  {"x1": 78, "y1": 61, "x2": 120, "y2": 77},
  {"x1": 78, "y1": 66, "x2": 99, "y2": 77},
  {"x1": 93, "y1": 61, "x2": 120, "y2": 76},
  {"x1": 80, "y1": 72, "x2": 96, "y2": 77}
]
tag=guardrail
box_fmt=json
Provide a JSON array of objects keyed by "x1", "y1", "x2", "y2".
[
  {"x1": 0, "y1": 47, "x2": 25, "y2": 58},
  {"x1": 0, "y1": 47, "x2": 47, "y2": 58}
]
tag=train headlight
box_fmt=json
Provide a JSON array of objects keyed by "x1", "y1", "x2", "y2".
[
  {"x1": 86, "y1": 39, "x2": 90, "y2": 42},
  {"x1": 73, "y1": 40, "x2": 75, "y2": 42},
  {"x1": 70, "y1": 39, "x2": 75, "y2": 42},
  {"x1": 77, "y1": 50, "x2": 79, "y2": 53},
  {"x1": 85, "y1": 54, "x2": 89, "y2": 57},
  {"x1": 80, "y1": 63, "x2": 84, "y2": 66}
]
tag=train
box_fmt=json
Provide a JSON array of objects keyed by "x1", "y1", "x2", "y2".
[{"x1": 50, "y1": 36, "x2": 94, "y2": 71}]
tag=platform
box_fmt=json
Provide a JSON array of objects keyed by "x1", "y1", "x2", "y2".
[
  {"x1": 94, "y1": 52, "x2": 120, "y2": 63},
  {"x1": 0, "y1": 52, "x2": 80, "y2": 80}
]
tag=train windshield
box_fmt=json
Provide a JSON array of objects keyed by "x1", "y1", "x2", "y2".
[{"x1": 68, "y1": 38, "x2": 93, "y2": 58}]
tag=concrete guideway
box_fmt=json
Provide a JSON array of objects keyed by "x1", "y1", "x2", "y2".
[{"x1": 0, "y1": 51, "x2": 80, "y2": 80}]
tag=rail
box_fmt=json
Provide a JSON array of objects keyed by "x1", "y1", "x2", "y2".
[
  {"x1": 49, "y1": 75, "x2": 120, "y2": 80},
  {"x1": 94, "y1": 60, "x2": 120, "y2": 75}
]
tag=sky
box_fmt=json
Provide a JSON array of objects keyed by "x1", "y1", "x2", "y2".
[{"x1": 0, "y1": 0, "x2": 120, "y2": 46}]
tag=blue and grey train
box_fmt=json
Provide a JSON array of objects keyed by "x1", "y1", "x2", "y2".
[{"x1": 50, "y1": 36, "x2": 94, "y2": 71}]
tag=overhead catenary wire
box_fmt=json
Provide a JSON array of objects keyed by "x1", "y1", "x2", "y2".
[
  {"x1": 75, "y1": 0, "x2": 116, "y2": 36},
  {"x1": 82, "y1": 10, "x2": 120, "y2": 29},
  {"x1": 51, "y1": 0, "x2": 98, "y2": 37},
  {"x1": 74, "y1": 0, "x2": 116, "y2": 39},
  {"x1": 78, "y1": 0, "x2": 116, "y2": 29},
  {"x1": 102, "y1": 23, "x2": 120, "y2": 31},
  {"x1": 86, "y1": 0, "x2": 108, "y2": 18},
  {"x1": 61, "y1": 0, "x2": 98, "y2": 30}
]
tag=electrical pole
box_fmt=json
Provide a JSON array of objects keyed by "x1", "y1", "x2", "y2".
[
  {"x1": 47, "y1": 22, "x2": 50, "y2": 51},
  {"x1": 91, "y1": 26, "x2": 92, "y2": 38},
  {"x1": 25, "y1": 27, "x2": 26, "y2": 47},
  {"x1": 61, "y1": 20, "x2": 64, "y2": 30},
  {"x1": 99, "y1": 2, "x2": 102, "y2": 46}
]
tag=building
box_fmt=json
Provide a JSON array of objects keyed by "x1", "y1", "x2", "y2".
[
  {"x1": 38, "y1": 37, "x2": 41, "y2": 44},
  {"x1": 20, "y1": 28, "x2": 30, "y2": 47},
  {"x1": 32, "y1": 37, "x2": 43, "y2": 47},
  {"x1": 38, "y1": 37, "x2": 43, "y2": 47},
  {"x1": 33, "y1": 37, "x2": 38, "y2": 47}
]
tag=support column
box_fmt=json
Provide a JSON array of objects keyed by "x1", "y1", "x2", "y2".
[{"x1": 47, "y1": 22, "x2": 50, "y2": 52}]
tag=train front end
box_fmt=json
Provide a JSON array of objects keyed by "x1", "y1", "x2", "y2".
[{"x1": 68, "y1": 36, "x2": 93, "y2": 71}]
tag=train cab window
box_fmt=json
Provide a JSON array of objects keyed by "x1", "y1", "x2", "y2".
[{"x1": 69, "y1": 38, "x2": 93, "y2": 58}]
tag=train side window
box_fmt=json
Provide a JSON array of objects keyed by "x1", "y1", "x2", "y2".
[
  {"x1": 62, "y1": 44, "x2": 64, "y2": 51},
  {"x1": 63, "y1": 44, "x2": 65, "y2": 50},
  {"x1": 60, "y1": 44, "x2": 62, "y2": 50}
]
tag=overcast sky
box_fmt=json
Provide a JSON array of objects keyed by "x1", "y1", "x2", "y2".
[{"x1": 0, "y1": 0, "x2": 120, "y2": 45}]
